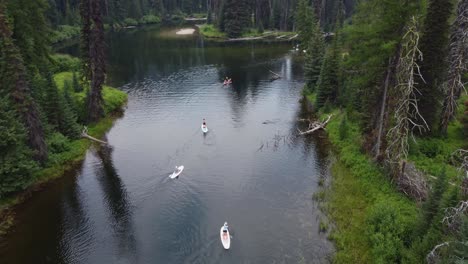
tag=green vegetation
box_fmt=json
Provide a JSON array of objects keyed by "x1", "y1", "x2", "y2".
[
  {"x1": 51, "y1": 25, "x2": 81, "y2": 43},
  {"x1": 198, "y1": 24, "x2": 226, "y2": 38},
  {"x1": 322, "y1": 109, "x2": 418, "y2": 263},
  {"x1": 0, "y1": 69, "x2": 126, "y2": 219},
  {"x1": 123, "y1": 18, "x2": 138, "y2": 27},
  {"x1": 54, "y1": 72, "x2": 127, "y2": 117},
  {"x1": 299, "y1": 0, "x2": 467, "y2": 260},
  {"x1": 139, "y1": 15, "x2": 161, "y2": 25},
  {"x1": 308, "y1": 96, "x2": 467, "y2": 262}
]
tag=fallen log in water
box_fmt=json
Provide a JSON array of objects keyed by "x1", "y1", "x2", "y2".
[
  {"x1": 81, "y1": 126, "x2": 108, "y2": 145},
  {"x1": 297, "y1": 115, "x2": 332, "y2": 135}
]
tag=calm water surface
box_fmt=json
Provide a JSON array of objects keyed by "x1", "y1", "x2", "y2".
[{"x1": 1, "y1": 26, "x2": 334, "y2": 263}]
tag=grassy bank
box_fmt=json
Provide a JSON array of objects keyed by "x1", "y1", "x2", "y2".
[
  {"x1": 307, "y1": 93, "x2": 467, "y2": 263},
  {"x1": 197, "y1": 24, "x2": 226, "y2": 38},
  {"x1": 323, "y1": 109, "x2": 418, "y2": 263},
  {"x1": 197, "y1": 24, "x2": 296, "y2": 40},
  {"x1": 0, "y1": 71, "x2": 127, "y2": 235},
  {"x1": 51, "y1": 15, "x2": 162, "y2": 44}
]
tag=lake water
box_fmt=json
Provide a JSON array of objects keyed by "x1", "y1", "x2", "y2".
[{"x1": 0, "y1": 26, "x2": 334, "y2": 263}]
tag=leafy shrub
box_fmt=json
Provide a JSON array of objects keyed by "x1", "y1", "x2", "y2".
[
  {"x1": 417, "y1": 139, "x2": 441, "y2": 158},
  {"x1": 50, "y1": 54, "x2": 80, "y2": 74},
  {"x1": 51, "y1": 25, "x2": 80, "y2": 43},
  {"x1": 139, "y1": 15, "x2": 161, "y2": 24},
  {"x1": 123, "y1": 18, "x2": 138, "y2": 27},
  {"x1": 47, "y1": 133, "x2": 71, "y2": 154},
  {"x1": 366, "y1": 200, "x2": 415, "y2": 263}
]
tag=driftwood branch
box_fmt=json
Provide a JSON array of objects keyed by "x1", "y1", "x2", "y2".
[
  {"x1": 268, "y1": 69, "x2": 282, "y2": 78},
  {"x1": 81, "y1": 126, "x2": 108, "y2": 145},
  {"x1": 298, "y1": 115, "x2": 332, "y2": 135}
]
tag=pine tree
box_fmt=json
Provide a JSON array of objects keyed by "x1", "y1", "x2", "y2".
[
  {"x1": 417, "y1": 168, "x2": 448, "y2": 237},
  {"x1": 42, "y1": 73, "x2": 62, "y2": 129},
  {"x1": 334, "y1": 0, "x2": 345, "y2": 31},
  {"x1": 304, "y1": 8, "x2": 324, "y2": 91},
  {"x1": 63, "y1": 79, "x2": 77, "y2": 114},
  {"x1": 58, "y1": 89, "x2": 81, "y2": 139},
  {"x1": 223, "y1": 0, "x2": 250, "y2": 38},
  {"x1": 416, "y1": 0, "x2": 454, "y2": 133},
  {"x1": 0, "y1": 97, "x2": 38, "y2": 197},
  {"x1": 316, "y1": 38, "x2": 339, "y2": 108},
  {"x1": 343, "y1": 0, "x2": 420, "y2": 132},
  {"x1": 0, "y1": 2, "x2": 48, "y2": 162},
  {"x1": 295, "y1": 0, "x2": 315, "y2": 46}
]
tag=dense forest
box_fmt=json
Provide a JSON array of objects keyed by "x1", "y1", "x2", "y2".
[
  {"x1": 0, "y1": 0, "x2": 467, "y2": 262},
  {"x1": 298, "y1": 0, "x2": 468, "y2": 262},
  {"x1": 47, "y1": 0, "x2": 354, "y2": 41},
  {"x1": 0, "y1": 0, "x2": 126, "y2": 199}
]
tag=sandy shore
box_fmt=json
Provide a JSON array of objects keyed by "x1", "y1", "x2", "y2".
[{"x1": 176, "y1": 28, "x2": 195, "y2": 35}]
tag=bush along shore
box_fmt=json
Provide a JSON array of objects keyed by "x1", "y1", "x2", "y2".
[
  {"x1": 197, "y1": 24, "x2": 297, "y2": 42},
  {"x1": 51, "y1": 15, "x2": 162, "y2": 44},
  {"x1": 0, "y1": 54, "x2": 127, "y2": 236}
]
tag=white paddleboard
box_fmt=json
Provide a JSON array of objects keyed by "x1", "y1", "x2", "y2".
[
  {"x1": 201, "y1": 124, "x2": 208, "y2": 133},
  {"x1": 220, "y1": 222, "x2": 230, "y2": 249},
  {"x1": 169, "y1": 166, "x2": 184, "y2": 179}
]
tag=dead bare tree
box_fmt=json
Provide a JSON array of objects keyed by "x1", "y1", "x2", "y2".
[
  {"x1": 427, "y1": 242, "x2": 451, "y2": 264},
  {"x1": 442, "y1": 200, "x2": 468, "y2": 232},
  {"x1": 440, "y1": 0, "x2": 468, "y2": 134},
  {"x1": 385, "y1": 17, "x2": 429, "y2": 200},
  {"x1": 452, "y1": 149, "x2": 468, "y2": 196},
  {"x1": 386, "y1": 17, "x2": 428, "y2": 165}
]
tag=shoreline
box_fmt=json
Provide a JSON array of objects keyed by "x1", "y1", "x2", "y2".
[
  {"x1": 0, "y1": 75, "x2": 128, "y2": 237},
  {"x1": 0, "y1": 113, "x2": 126, "y2": 236},
  {"x1": 196, "y1": 24, "x2": 298, "y2": 43}
]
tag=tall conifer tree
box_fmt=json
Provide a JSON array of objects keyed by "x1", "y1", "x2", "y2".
[
  {"x1": 0, "y1": 2, "x2": 48, "y2": 162},
  {"x1": 416, "y1": 0, "x2": 454, "y2": 133}
]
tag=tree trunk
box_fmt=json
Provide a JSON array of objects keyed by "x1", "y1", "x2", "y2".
[
  {"x1": 373, "y1": 56, "x2": 396, "y2": 160},
  {"x1": 86, "y1": 0, "x2": 106, "y2": 123}
]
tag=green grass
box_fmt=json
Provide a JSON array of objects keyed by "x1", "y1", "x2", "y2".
[
  {"x1": 324, "y1": 111, "x2": 419, "y2": 263},
  {"x1": 299, "y1": 94, "x2": 419, "y2": 263},
  {"x1": 197, "y1": 24, "x2": 296, "y2": 40},
  {"x1": 198, "y1": 24, "x2": 226, "y2": 38}
]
